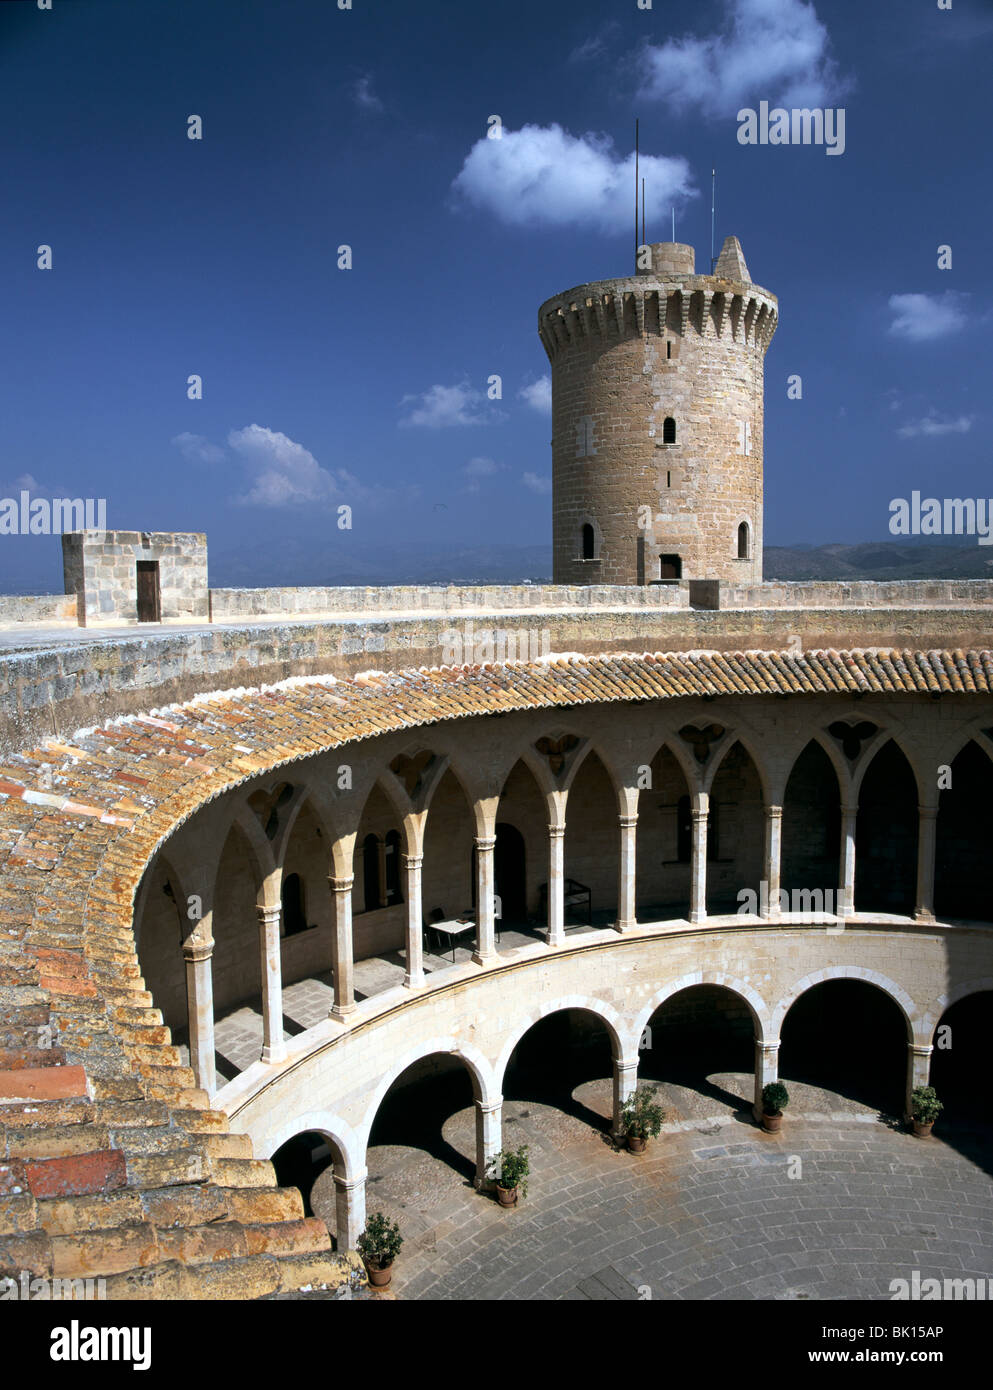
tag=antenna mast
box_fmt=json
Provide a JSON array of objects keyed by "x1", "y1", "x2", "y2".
[
  {"x1": 634, "y1": 119, "x2": 640, "y2": 267},
  {"x1": 710, "y1": 168, "x2": 717, "y2": 272},
  {"x1": 641, "y1": 178, "x2": 646, "y2": 248}
]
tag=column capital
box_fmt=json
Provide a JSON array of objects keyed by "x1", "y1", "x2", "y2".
[
  {"x1": 756, "y1": 1038, "x2": 781, "y2": 1054},
  {"x1": 615, "y1": 1057, "x2": 639, "y2": 1076},
  {"x1": 548, "y1": 823, "x2": 566, "y2": 840},
  {"x1": 474, "y1": 1096, "x2": 504, "y2": 1116},
  {"x1": 917, "y1": 804, "x2": 939, "y2": 822},
  {"x1": 328, "y1": 874, "x2": 354, "y2": 894},
  {"x1": 402, "y1": 853, "x2": 423, "y2": 871},
  {"x1": 474, "y1": 836, "x2": 497, "y2": 852},
  {"x1": 618, "y1": 815, "x2": 638, "y2": 830},
  {"x1": 256, "y1": 903, "x2": 281, "y2": 926},
  {"x1": 764, "y1": 804, "x2": 783, "y2": 820},
  {"x1": 910, "y1": 1043, "x2": 934, "y2": 1058},
  {"x1": 183, "y1": 937, "x2": 214, "y2": 963},
  {"x1": 333, "y1": 1170, "x2": 368, "y2": 1193},
  {"x1": 691, "y1": 809, "x2": 708, "y2": 825}
]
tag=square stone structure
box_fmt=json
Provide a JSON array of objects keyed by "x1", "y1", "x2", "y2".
[{"x1": 62, "y1": 530, "x2": 208, "y2": 626}]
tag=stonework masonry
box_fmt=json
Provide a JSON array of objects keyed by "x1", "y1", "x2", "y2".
[
  {"x1": 62, "y1": 531, "x2": 208, "y2": 626},
  {"x1": 539, "y1": 239, "x2": 777, "y2": 586}
]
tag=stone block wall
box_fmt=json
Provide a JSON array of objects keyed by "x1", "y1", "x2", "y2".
[{"x1": 62, "y1": 530, "x2": 208, "y2": 625}]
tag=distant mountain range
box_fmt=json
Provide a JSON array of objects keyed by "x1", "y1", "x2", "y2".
[{"x1": 208, "y1": 539, "x2": 993, "y2": 588}]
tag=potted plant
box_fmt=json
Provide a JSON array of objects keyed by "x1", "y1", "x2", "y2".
[
  {"x1": 910, "y1": 1085, "x2": 942, "y2": 1138},
  {"x1": 356, "y1": 1211, "x2": 403, "y2": 1288},
  {"x1": 489, "y1": 1144, "x2": 530, "y2": 1206},
  {"x1": 621, "y1": 1085, "x2": 666, "y2": 1153},
  {"x1": 761, "y1": 1081, "x2": 789, "y2": 1133}
]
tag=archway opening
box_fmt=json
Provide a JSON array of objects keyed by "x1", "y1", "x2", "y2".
[
  {"x1": 636, "y1": 745, "x2": 691, "y2": 921},
  {"x1": 782, "y1": 740, "x2": 841, "y2": 908},
  {"x1": 364, "y1": 1053, "x2": 479, "y2": 1232},
  {"x1": 855, "y1": 741, "x2": 918, "y2": 915},
  {"x1": 581, "y1": 523, "x2": 596, "y2": 560},
  {"x1": 707, "y1": 741, "x2": 764, "y2": 915},
  {"x1": 935, "y1": 742, "x2": 993, "y2": 922},
  {"x1": 422, "y1": 769, "x2": 476, "y2": 963},
  {"x1": 640, "y1": 985, "x2": 755, "y2": 1122},
  {"x1": 780, "y1": 980, "x2": 907, "y2": 1114},
  {"x1": 563, "y1": 751, "x2": 617, "y2": 930},
  {"x1": 929, "y1": 991, "x2": 993, "y2": 1126},
  {"x1": 271, "y1": 1130, "x2": 341, "y2": 1234},
  {"x1": 737, "y1": 521, "x2": 750, "y2": 560},
  {"x1": 503, "y1": 1008, "x2": 614, "y2": 1136}
]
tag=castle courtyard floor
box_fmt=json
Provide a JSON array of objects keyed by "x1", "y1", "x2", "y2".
[{"x1": 310, "y1": 1084, "x2": 993, "y2": 1302}]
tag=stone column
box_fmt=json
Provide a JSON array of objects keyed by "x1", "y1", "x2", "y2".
[
  {"x1": 402, "y1": 853, "x2": 425, "y2": 988},
  {"x1": 546, "y1": 824, "x2": 566, "y2": 945},
  {"x1": 689, "y1": 800, "x2": 708, "y2": 924},
  {"x1": 474, "y1": 1096, "x2": 503, "y2": 1190},
  {"x1": 333, "y1": 1170, "x2": 367, "y2": 1252},
  {"x1": 256, "y1": 904, "x2": 285, "y2": 1065},
  {"x1": 616, "y1": 815, "x2": 638, "y2": 932},
  {"x1": 328, "y1": 874, "x2": 356, "y2": 1021},
  {"x1": 183, "y1": 937, "x2": 216, "y2": 1097},
  {"x1": 764, "y1": 805, "x2": 783, "y2": 919},
  {"x1": 473, "y1": 836, "x2": 497, "y2": 965},
  {"x1": 612, "y1": 1057, "x2": 639, "y2": 1142},
  {"x1": 839, "y1": 804, "x2": 857, "y2": 917},
  {"x1": 753, "y1": 1038, "x2": 780, "y2": 1121},
  {"x1": 906, "y1": 1043, "x2": 933, "y2": 1121},
  {"x1": 914, "y1": 806, "x2": 938, "y2": 923}
]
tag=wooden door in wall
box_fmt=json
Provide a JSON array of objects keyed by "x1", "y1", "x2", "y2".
[{"x1": 136, "y1": 561, "x2": 161, "y2": 623}]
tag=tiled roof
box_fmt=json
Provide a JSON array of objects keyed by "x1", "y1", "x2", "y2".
[{"x1": 0, "y1": 647, "x2": 990, "y2": 1296}]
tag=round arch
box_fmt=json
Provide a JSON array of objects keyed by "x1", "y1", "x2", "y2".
[
  {"x1": 359, "y1": 1036, "x2": 497, "y2": 1147},
  {"x1": 633, "y1": 973, "x2": 770, "y2": 1050},
  {"x1": 495, "y1": 996, "x2": 627, "y2": 1085},
  {"x1": 771, "y1": 967, "x2": 916, "y2": 1042}
]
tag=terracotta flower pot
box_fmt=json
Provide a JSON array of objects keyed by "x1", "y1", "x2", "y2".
[
  {"x1": 912, "y1": 1118, "x2": 934, "y2": 1138},
  {"x1": 762, "y1": 1111, "x2": 783, "y2": 1133},
  {"x1": 496, "y1": 1183, "x2": 518, "y2": 1207},
  {"x1": 364, "y1": 1259, "x2": 393, "y2": 1288},
  {"x1": 627, "y1": 1134, "x2": 647, "y2": 1153}
]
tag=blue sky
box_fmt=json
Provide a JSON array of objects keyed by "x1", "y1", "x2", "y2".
[{"x1": 1, "y1": 0, "x2": 991, "y2": 589}]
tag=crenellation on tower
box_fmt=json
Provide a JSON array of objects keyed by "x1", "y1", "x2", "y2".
[{"x1": 538, "y1": 236, "x2": 777, "y2": 587}]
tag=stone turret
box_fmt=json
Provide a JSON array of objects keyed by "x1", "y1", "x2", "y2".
[{"x1": 538, "y1": 237, "x2": 778, "y2": 586}]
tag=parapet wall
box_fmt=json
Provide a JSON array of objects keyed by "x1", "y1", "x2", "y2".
[
  {"x1": 724, "y1": 579, "x2": 993, "y2": 609},
  {"x1": 5, "y1": 603, "x2": 993, "y2": 757},
  {"x1": 0, "y1": 593, "x2": 78, "y2": 625},
  {"x1": 208, "y1": 582, "x2": 687, "y2": 619}
]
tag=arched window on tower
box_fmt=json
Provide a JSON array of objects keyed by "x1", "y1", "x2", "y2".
[
  {"x1": 663, "y1": 417, "x2": 677, "y2": 444},
  {"x1": 281, "y1": 873, "x2": 308, "y2": 936},
  {"x1": 581, "y1": 524, "x2": 596, "y2": 560},
  {"x1": 737, "y1": 521, "x2": 751, "y2": 560}
]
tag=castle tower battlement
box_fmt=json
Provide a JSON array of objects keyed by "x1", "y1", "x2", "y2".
[{"x1": 538, "y1": 238, "x2": 778, "y2": 586}]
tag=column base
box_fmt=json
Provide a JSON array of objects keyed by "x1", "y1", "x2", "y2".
[
  {"x1": 403, "y1": 971, "x2": 426, "y2": 990},
  {"x1": 261, "y1": 1043, "x2": 286, "y2": 1065},
  {"x1": 689, "y1": 910, "x2": 707, "y2": 925},
  {"x1": 471, "y1": 951, "x2": 497, "y2": 967},
  {"x1": 330, "y1": 1003, "x2": 357, "y2": 1023},
  {"x1": 913, "y1": 907, "x2": 936, "y2": 924},
  {"x1": 614, "y1": 918, "x2": 637, "y2": 934}
]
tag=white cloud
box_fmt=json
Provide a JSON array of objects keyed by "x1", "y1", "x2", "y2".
[
  {"x1": 451, "y1": 123, "x2": 696, "y2": 233},
  {"x1": 519, "y1": 376, "x2": 552, "y2": 414},
  {"x1": 523, "y1": 472, "x2": 552, "y2": 495},
  {"x1": 172, "y1": 431, "x2": 226, "y2": 464},
  {"x1": 227, "y1": 424, "x2": 348, "y2": 506},
  {"x1": 399, "y1": 382, "x2": 491, "y2": 428},
  {"x1": 897, "y1": 414, "x2": 974, "y2": 439},
  {"x1": 352, "y1": 74, "x2": 383, "y2": 114},
  {"x1": 463, "y1": 456, "x2": 504, "y2": 477},
  {"x1": 888, "y1": 293, "x2": 968, "y2": 343},
  {"x1": 639, "y1": 0, "x2": 844, "y2": 118}
]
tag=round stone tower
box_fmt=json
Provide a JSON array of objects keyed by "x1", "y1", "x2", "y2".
[{"x1": 538, "y1": 237, "x2": 778, "y2": 586}]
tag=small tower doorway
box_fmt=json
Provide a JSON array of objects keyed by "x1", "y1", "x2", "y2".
[{"x1": 136, "y1": 561, "x2": 161, "y2": 623}]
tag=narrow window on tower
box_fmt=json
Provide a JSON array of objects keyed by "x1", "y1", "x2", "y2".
[
  {"x1": 659, "y1": 554, "x2": 681, "y2": 581},
  {"x1": 737, "y1": 521, "x2": 750, "y2": 560},
  {"x1": 666, "y1": 471, "x2": 671, "y2": 489},
  {"x1": 581, "y1": 523, "x2": 596, "y2": 560},
  {"x1": 666, "y1": 341, "x2": 672, "y2": 360},
  {"x1": 663, "y1": 417, "x2": 676, "y2": 444}
]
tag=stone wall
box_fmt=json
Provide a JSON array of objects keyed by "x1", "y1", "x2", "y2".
[
  {"x1": 0, "y1": 593, "x2": 78, "y2": 625},
  {"x1": 6, "y1": 604, "x2": 993, "y2": 757},
  {"x1": 209, "y1": 583, "x2": 688, "y2": 619},
  {"x1": 62, "y1": 530, "x2": 208, "y2": 625},
  {"x1": 723, "y1": 579, "x2": 993, "y2": 609}
]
